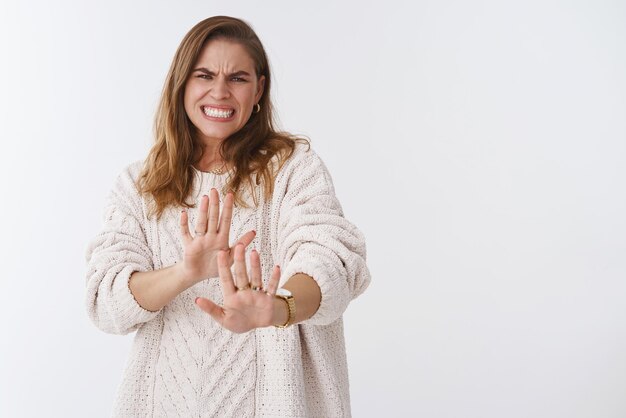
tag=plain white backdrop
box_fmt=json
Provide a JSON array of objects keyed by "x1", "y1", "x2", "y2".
[{"x1": 1, "y1": 1, "x2": 625, "y2": 417}]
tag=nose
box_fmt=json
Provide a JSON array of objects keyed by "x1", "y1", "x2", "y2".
[{"x1": 209, "y1": 77, "x2": 230, "y2": 100}]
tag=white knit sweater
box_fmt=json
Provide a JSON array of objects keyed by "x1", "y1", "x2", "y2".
[{"x1": 85, "y1": 143, "x2": 370, "y2": 417}]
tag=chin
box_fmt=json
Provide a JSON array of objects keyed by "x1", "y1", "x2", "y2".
[{"x1": 201, "y1": 130, "x2": 234, "y2": 142}]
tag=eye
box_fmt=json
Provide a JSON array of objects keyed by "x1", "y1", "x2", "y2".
[
  {"x1": 196, "y1": 73, "x2": 212, "y2": 80},
  {"x1": 230, "y1": 76, "x2": 248, "y2": 82}
]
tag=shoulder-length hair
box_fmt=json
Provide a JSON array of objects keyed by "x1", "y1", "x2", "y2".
[{"x1": 137, "y1": 15, "x2": 305, "y2": 219}]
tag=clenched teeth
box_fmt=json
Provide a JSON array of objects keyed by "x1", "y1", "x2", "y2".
[{"x1": 203, "y1": 106, "x2": 234, "y2": 118}]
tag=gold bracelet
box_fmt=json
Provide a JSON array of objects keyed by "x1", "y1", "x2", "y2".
[{"x1": 274, "y1": 289, "x2": 296, "y2": 328}]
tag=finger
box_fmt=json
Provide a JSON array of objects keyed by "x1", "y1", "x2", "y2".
[
  {"x1": 180, "y1": 210, "x2": 192, "y2": 245},
  {"x1": 195, "y1": 297, "x2": 224, "y2": 323},
  {"x1": 227, "y1": 230, "x2": 256, "y2": 266},
  {"x1": 218, "y1": 192, "x2": 234, "y2": 236},
  {"x1": 232, "y1": 244, "x2": 250, "y2": 290},
  {"x1": 207, "y1": 188, "x2": 220, "y2": 234},
  {"x1": 265, "y1": 265, "x2": 280, "y2": 296},
  {"x1": 235, "y1": 230, "x2": 256, "y2": 249},
  {"x1": 195, "y1": 195, "x2": 209, "y2": 235},
  {"x1": 217, "y1": 250, "x2": 236, "y2": 297},
  {"x1": 249, "y1": 250, "x2": 263, "y2": 289}
]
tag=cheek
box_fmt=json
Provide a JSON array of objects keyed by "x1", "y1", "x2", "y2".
[
  {"x1": 239, "y1": 87, "x2": 258, "y2": 107},
  {"x1": 183, "y1": 88, "x2": 197, "y2": 116}
]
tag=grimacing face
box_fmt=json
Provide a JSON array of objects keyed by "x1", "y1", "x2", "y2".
[{"x1": 184, "y1": 38, "x2": 265, "y2": 145}]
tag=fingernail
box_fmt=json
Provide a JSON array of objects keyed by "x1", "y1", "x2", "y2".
[{"x1": 195, "y1": 297, "x2": 200, "y2": 304}]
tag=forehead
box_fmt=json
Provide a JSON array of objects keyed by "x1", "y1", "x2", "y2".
[{"x1": 194, "y1": 38, "x2": 256, "y2": 73}]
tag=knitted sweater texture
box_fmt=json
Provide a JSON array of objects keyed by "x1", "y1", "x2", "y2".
[{"x1": 85, "y1": 144, "x2": 370, "y2": 417}]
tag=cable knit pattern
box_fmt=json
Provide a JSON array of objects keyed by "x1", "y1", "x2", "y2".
[{"x1": 85, "y1": 143, "x2": 370, "y2": 417}]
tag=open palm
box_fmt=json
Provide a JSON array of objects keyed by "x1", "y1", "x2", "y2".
[
  {"x1": 179, "y1": 188, "x2": 255, "y2": 286},
  {"x1": 195, "y1": 244, "x2": 281, "y2": 333}
]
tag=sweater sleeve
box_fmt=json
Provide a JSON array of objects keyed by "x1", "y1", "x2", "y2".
[
  {"x1": 273, "y1": 146, "x2": 371, "y2": 326},
  {"x1": 85, "y1": 163, "x2": 159, "y2": 335}
]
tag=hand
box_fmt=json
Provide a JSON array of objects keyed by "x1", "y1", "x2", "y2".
[
  {"x1": 179, "y1": 188, "x2": 256, "y2": 286},
  {"x1": 195, "y1": 244, "x2": 281, "y2": 333}
]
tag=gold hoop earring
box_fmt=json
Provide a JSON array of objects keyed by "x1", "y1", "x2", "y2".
[{"x1": 254, "y1": 103, "x2": 261, "y2": 113}]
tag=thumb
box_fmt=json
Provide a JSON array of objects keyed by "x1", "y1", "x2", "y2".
[
  {"x1": 236, "y1": 230, "x2": 256, "y2": 249},
  {"x1": 195, "y1": 297, "x2": 224, "y2": 323}
]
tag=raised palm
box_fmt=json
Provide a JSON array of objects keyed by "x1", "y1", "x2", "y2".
[
  {"x1": 195, "y1": 245, "x2": 281, "y2": 333},
  {"x1": 179, "y1": 188, "x2": 255, "y2": 286}
]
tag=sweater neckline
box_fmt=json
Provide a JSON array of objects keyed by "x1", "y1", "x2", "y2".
[{"x1": 190, "y1": 166, "x2": 233, "y2": 199}]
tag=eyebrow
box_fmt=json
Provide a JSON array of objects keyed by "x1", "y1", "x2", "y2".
[{"x1": 192, "y1": 68, "x2": 252, "y2": 77}]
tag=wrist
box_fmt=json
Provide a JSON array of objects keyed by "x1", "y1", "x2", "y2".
[
  {"x1": 273, "y1": 288, "x2": 296, "y2": 328},
  {"x1": 271, "y1": 297, "x2": 289, "y2": 327},
  {"x1": 172, "y1": 263, "x2": 196, "y2": 291}
]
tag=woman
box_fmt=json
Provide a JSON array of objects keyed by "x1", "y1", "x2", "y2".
[{"x1": 86, "y1": 16, "x2": 370, "y2": 417}]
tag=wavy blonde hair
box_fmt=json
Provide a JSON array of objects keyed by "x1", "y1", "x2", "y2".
[{"x1": 137, "y1": 16, "x2": 305, "y2": 219}]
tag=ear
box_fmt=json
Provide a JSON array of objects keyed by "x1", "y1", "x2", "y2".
[{"x1": 255, "y1": 75, "x2": 266, "y2": 103}]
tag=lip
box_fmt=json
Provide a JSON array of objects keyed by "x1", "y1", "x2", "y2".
[{"x1": 201, "y1": 105, "x2": 236, "y2": 122}]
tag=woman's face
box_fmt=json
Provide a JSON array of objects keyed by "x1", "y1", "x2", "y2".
[{"x1": 184, "y1": 38, "x2": 265, "y2": 145}]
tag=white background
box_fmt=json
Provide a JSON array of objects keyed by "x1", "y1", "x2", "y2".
[{"x1": 1, "y1": 1, "x2": 625, "y2": 417}]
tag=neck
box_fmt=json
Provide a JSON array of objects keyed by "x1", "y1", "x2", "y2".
[{"x1": 194, "y1": 141, "x2": 228, "y2": 172}]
